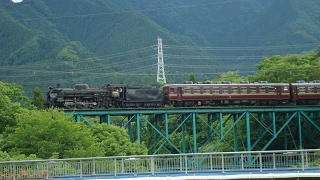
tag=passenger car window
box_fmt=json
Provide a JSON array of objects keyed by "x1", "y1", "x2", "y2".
[
  {"x1": 170, "y1": 88, "x2": 175, "y2": 94},
  {"x1": 194, "y1": 88, "x2": 200, "y2": 94},
  {"x1": 260, "y1": 88, "x2": 266, "y2": 93},
  {"x1": 268, "y1": 87, "x2": 275, "y2": 93},
  {"x1": 240, "y1": 87, "x2": 247, "y2": 94},
  {"x1": 232, "y1": 87, "x2": 238, "y2": 93},
  {"x1": 250, "y1": 87, "x2": 256, "y2": 93},
  {"x1": 203, "y1": 88, "x2": 210, "y2": 94},
  {"x1": 184, "y1": 88, "x2": 191, "y2": 94},
  {"x1": 213, "y1": 88, "x2": 219, "y2": 93},
  {"x1": 308, "y1": 87, "x2": 314, "y2": 93},
  {"x1": 222, "y1": 88, "x2": 228, "y2": 94}
]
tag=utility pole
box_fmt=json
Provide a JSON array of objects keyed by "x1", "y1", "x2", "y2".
[{"x1": 157, "y1": 37, "x2": 166, "y2": 84}]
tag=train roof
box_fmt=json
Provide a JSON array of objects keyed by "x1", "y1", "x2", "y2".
[
  {"x1": 164, "y1": 83, "x2": 290, "y2": 86},
  {"x1": 291, "y1": 82, "x2": 320, "y2": 86},
  {"x1": 107, "y1": 83, "x2": 127, "y2": 87}
]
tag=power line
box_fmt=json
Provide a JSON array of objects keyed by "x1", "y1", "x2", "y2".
[
  {"x1": 1, "y1": 43, "x2": 318, "y2": 80},
  {"x1": 0, "y1": 0, "x2": 244, "y2": 23},
  {"x1": 166, "y1": 55, "x2": 263, "y2": 60},
  {"x1": 1, "y1": 41, "x2": 319, "y2": 87},
  {"x1": 3, "y1": 41, "x2": 313, "y2": 73},
  {"x1": 165, "y1": 43, "x2": 320, "y2": 51}
]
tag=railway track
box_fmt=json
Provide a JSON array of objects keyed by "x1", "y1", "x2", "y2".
[{"x1": 62, "y1": 105, "x2": 320, "y2": 112}]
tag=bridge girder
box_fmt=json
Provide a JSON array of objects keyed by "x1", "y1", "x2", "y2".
[{"x1": 66, "y1": 107, "x2": 320, "y2": 154}]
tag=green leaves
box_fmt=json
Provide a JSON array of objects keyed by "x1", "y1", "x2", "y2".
[
  {"x1": 31, "y1": 87, "x2": 45, "y2": 110},
  {"x1": 249, "y1": 51, "x2": 320, "y2": 83},
  {"x1": 212, "y1": 71, "x2": 247, "y2": 84},
  {"x1": 1, "y1": 109, "x2": 98, "y2": 159},
  {"x1": 56, "y1": 41, "x2": 94, "y2": 68},
  {"x1": 0, "y1": 82, "x2": 29, "y2": 134},
  {"x1": 0, "y1": 80, "x2": 150, "y2": 159},
  {"x1": 0, "y1": 96, "x2": 148, "y2": 159},
  {"x1": 0, "y1": 82, "x2": 27, "y2": 101},
  {"x1": 91, "y1": 124, "x2": 148, "y2": 156},
  {"x1": 188, "y1": 73, "x2": 196, "y2": 83}
]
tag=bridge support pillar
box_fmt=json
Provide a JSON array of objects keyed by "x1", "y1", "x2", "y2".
[
  {"x1": 182, "y1": 114, "x2": 187, "y2": 153},
  {"x1": 136, "y1": 114, "x2": 141, "y2": 144},
  {"x1": 192, "y1": 112, "x2": 197, "y2": 153},
  {"x1": 100, "y1": 114, "x2": 110, "y2": 124},
  {"x1": 233, "y1": 113, "x2": 239, "y2": 152}
]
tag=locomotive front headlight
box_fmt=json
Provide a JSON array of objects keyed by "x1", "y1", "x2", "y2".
[
  {"x1": 112, "y1": 91, "x2": 120, "y2": 97},
  {"x1": 50, "y1": 93, "x2": 57, "y2": 98}
]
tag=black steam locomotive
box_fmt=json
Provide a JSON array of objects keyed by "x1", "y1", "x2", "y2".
[
  {"x1": 47, "y1": 80, "x2": 320, "y2": 109},
  {"x1": 46, "y1": 83, "x2": 163, "y2": 109}
]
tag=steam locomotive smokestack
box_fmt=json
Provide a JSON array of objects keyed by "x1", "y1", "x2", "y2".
[{"x1": 57, "y1": 83, "x2": 60, "y2": 88}]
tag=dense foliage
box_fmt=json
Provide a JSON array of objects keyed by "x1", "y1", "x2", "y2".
[
  {"x1": 248, "y1": 51, "x2": 320, "y2": 83},
  {"x1": 0, "y1": 82, "x2": 148, "y2": 160},
  {"x1": 31, "y1": 87, "x2": 46, "y2": 110},
  {"x1": 0, "y1": 82, "x2": 32, "y2": 134},
  {"x1": 0, "y1": 0, "x2": 320, "y2": 160},
  {"x1": 1, "y1": 49, "x2": 320, "y2": 160},
  {"x1": 1, "y1": 0, "x2": 320, "y2": 96}
]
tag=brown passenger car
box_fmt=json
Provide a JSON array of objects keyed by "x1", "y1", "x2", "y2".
[
  {"x1": 290, "y1": 82, "x2": 320, "y2": 105},
  {"x1": 163, "y1": 83, "x2": 290, "y2": 107}
]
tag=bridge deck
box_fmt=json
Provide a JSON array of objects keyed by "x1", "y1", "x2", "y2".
[{"x1": 64, "y1": 106, "x2": 320, "y2": 115}]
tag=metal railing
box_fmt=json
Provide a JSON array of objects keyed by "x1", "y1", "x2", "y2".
[{"x1": 0, "y1": 149, "x2": 320, "y2": 179}]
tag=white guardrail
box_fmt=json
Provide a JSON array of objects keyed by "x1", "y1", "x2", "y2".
[{"x1": 0, "y1": 149, "x2": 320, "y2": 179}]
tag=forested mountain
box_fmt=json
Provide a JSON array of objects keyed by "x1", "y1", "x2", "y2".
[
  {"x1": 1, "y1": 0, "x2": 320, "y2": 159},
  {"x1": 217, "y1": 0, "x2": 320, "y2": 56},
  {"x1": 1, "y1": 0, "x2": 320, "y2": 96},
  {"x1": 112, "y1": 0, "x2": 274, "y2": 46}
]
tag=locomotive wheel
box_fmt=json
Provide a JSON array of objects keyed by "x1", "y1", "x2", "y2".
[
  {"x1": 65, "y1": 104, "x2": 75, "y2": 109},
  {"x1": 173, "y1": 101, "x2": 183, "y2": 107},
  {"x1": 77, "y1": 100, "x2": 89, "y2": 109},
  {"x1": 258, "y1": 101, "x2": 268, "y2": 106},
  {"x1": 268, "y1": 100, "x2": 279, "y2": 106},
  {"x1": 185, "y1": 101, "x2": 195, "y2": 107},
  {"x1": 90, "y1": 101, "x2": 100, "y2": 109},
  {"x1": 307, "y1": 100, "x2": 318, "y2": 105}
]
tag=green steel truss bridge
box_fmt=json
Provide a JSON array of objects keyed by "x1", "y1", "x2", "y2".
[{"x1": 65, "y1": 106, "x2": 320, "y2": 154}]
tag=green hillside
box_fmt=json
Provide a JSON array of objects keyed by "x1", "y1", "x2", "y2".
[
  {"x1": 1, "y1": 0, "x2": 320, "y2": 96},
  {"x1": 217, "y1": 0, "x2": 320, "y2": 57},
  {"x1": 1, "y1": 1, "x2": 71, "y2": 61},
  {"x1": 112, "y1": 0, "x2": 273, "y2": 46}
]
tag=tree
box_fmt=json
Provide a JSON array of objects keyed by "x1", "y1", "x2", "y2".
[
  {"x1": 0, "y1": 82, "x2": 30, "y2": 134},
  {"x1": 31, "y1": 87, "x2": 45, "y2": 110},
  {"x1": 212, "y1": 71, "x2": 246, "y2": 84},
  {"x1": 248, "y1": 52, "x2": 320, "y2": 83},
  {"x1": 0, "y1": 109, "x2": 104, "y2": 159},
  {"x1": 151, "y1": 81, "x2": 165, "y2": 88},
  {"x1": 0, "y1": 82, "x2": 28, "y2": 102},
  {"x1": 0, "y1": 150, "x2": 38, "y2": 161},
  {"x1": 188, "y1": 73, "x2": 196, "y2": 83},
  {"x1": 91, "y1": 124, "x2": 148, "y2": 156}
]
